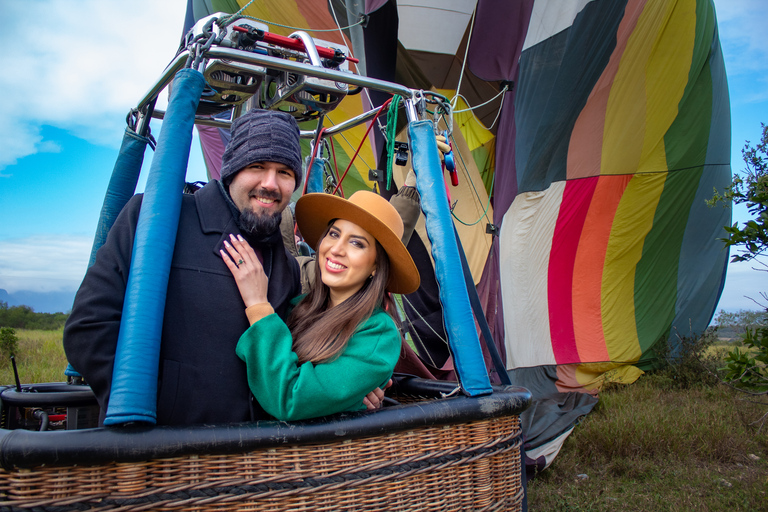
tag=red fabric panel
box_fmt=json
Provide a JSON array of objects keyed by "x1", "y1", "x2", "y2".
[
  {"x1": 548, "y1": 177, "x2": 599, "y2": 364},
  {"x1": 572, "y1": 174, "x2": 632, "y2": 362}
]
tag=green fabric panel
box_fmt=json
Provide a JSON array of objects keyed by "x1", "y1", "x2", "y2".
[
  {"x1": 471, "y1": 142, "x2": 495, "y2": 196},
  {"x1": 668, "y1": 10, "x2": 733, "y2": 349},
  {"x1": 634, "y1": 0, "x2": 715, "y2": 355},
  {"x1": 210, "y1": 0, "x2": 241, "y2": 14},
  {"x1": 662, "y1": 0, "x2": 715, "y2": 173},
  {"x1": 635, "y1": 168, "x2": 704, "y2": 357}
]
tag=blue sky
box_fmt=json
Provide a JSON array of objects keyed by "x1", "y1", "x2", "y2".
[{"x1": 0, "y1": 0, "x2": 767, "y2": 315}]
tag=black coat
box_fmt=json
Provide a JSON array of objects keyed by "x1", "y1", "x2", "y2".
[{"x1": 64, "y1": 181, "x2": 300, "y2": 425}]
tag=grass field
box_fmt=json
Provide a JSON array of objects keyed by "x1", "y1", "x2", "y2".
[
  {"x1": 0, "y1": 328, "x2": 69, "y2": 386},
  {"x1": 2, "y1": 330, "x2": 767, "y2": 510},
  {"x1": 527, "y1": 372, "x2": 768, "y2": 511}
]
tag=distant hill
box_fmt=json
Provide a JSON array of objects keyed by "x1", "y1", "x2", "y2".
[{"x1": 0, "y1": 289, "x2": 75, "y2": 314}]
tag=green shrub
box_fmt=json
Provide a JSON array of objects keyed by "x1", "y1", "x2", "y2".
[
  {"x1": 722, "y1": 313, "x2": 768, "y2": 393},
  {"x1": 0, "y1": 327, "x2": 19, "y2": 361},
  {"x1": 643, "y1": 329, "x2": 722, "y2": 389}
]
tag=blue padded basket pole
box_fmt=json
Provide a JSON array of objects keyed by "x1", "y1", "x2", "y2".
[
  {"x1": 67, "y1": 121, "x2": 152, "y2": 380},
  {"x1": 408, "y1": 120, "x2": 493, "y2": 396},
  {"x1": 307, "y1": 156, "x2": 326, "y2": 194},
  {"x1": 88, "y1": 129, "x2": 152, "y2": 267},
  {"x1": 104, "y1": 69, "x2": 206, "y2": 425}
]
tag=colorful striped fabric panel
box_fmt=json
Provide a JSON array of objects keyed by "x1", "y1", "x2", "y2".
[{"x1": 502, "y1": 0, "x2": 731, "y2": 379}]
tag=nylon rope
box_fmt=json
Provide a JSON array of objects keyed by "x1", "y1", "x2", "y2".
[
  {"x1": 400, "y1": 294, "x2": 450, "y2": 369},
  {"x1": 325, "y1": 120, "x2": 375, "y2": 173},
  {"x1": 453, "y1": 87, "x2": 508, "y2": 133},
  {"x1": 385, "y1": 95, "x2": 402, "y2": 191},
  {"x1": 450, "y1": 8, "x2": 477, "y2": 111},
  {"x1": 328, "y1": 136, "x2": 344, "y2": 196},
  {"x1": 332, "y1": 97, "x2": 392, "y2": 196},
  {"x1": 449, "y1": 135, "x2": 495, "y2": 227}
]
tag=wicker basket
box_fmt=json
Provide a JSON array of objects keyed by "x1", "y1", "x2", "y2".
[{"x1": 0, "y1": 379, "x2": 529, "y2": 511}]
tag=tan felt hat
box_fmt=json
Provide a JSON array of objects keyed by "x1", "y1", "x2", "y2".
[{"x1": 295, "y1": 191, "x2": 420, "y2": 295}]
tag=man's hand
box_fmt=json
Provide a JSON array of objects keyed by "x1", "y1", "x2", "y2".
[{"x1": 363, "y1": 379, "x2": 393, "y2": 410}]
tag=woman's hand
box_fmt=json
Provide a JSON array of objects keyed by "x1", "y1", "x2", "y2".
[
  {"x1": 362, "y1": 379, "x2": 392, "y2": 410},
  {"x1": 220, "y1": 234, "x2": 269, "y2": 308}
]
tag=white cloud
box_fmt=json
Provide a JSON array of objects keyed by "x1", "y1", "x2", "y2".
[
  {"x1": 0, "y1": 235, "x2": 92, "y2": 293},
  {"x1": 716, "y1": 258, "x2": 768, "y2": 312},
  {"x1": 0, "y1": 0, "x2": 188, "y2": 169},
  {"x1": 713, "y1": 0, "x2": 768, "y2": 80}
]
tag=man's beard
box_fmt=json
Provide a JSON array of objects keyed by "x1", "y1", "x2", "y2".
[{"x1": 239, "y1": 207, "x2": 282, "y2": 237}]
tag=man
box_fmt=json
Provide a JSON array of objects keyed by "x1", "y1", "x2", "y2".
[{"x1": 65, "y1": 109, "x2": 304, "y2": 425}]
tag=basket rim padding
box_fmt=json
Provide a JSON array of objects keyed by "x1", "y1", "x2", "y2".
[{"x1": 0, "y1": 377, "x2": 531, "y2": 470}]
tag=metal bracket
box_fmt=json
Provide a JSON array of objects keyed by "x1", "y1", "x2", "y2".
[
  {"x1": 394, "y1": 141, "x2": 409, "y2": 166},
  {"x1": 368, "y1": 169, "x2": 386, "y2": 182}
]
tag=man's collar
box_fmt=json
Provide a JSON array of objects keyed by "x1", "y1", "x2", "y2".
[{"x1": 192, "y1": 180, "x2": 238, "y2": 235}]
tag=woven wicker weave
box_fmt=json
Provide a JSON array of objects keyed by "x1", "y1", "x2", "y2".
[{"x1": 0, "y1": 415, "x2": 522, "y2": 511}]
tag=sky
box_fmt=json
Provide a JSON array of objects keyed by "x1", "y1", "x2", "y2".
[{"x1": 0, "y1": 0, "x2": 767, "y2": 315}]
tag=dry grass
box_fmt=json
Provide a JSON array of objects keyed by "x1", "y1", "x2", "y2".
[
  {"x1": 528, "y1": 376, "x2": 768, "y2": 511},
  {"x1": 0, "y1": 328, "x2": 69, "y2": 386}
]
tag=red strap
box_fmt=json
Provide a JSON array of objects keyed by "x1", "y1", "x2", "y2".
[{"x1": 232, "y1": 26, "x2": 359, "y2": 63}]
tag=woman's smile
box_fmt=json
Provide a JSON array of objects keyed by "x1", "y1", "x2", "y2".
[{"x1": 317, "y1": 219, "x2": 377, "y2": 306}]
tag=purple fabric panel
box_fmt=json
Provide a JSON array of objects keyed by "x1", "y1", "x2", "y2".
[
  {"x1": 468, "y1": 0, "x2": 535, "y2": 81},
  {"x1": 492, "y1": 92, "x2": 519, "y2": 223},
  {"x1": 196, "y1": 125, "x2": 229, "y2": 181},
  {"x1": 476, "y1": 240, "x2": 506, "y2": 369},
  {"x1": 365, "y1": 0, "x2": 389, "y2": 14},
  {"x1": 469, "y1": 0, "x2": 531, "y2": 356},
  {"x1": 476, "y1": 77, "x2": 522, "y2": 356}
]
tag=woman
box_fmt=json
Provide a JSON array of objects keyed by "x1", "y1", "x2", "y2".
[{"x1": 220, "y1": 191, "x2": 420, "y2": 421}]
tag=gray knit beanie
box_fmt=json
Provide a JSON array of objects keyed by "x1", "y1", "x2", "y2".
[{"x1": 219, "y1": 109, "x2": 303, "y2": 190}]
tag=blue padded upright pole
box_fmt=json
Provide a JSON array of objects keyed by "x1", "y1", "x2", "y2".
[
  {"x1": 88, "y1": 129, "x2": 151, "y2": 267},
  {"x1": 409, "y1": 120, "x2": 493, "y2": 396},
  {"x1": 307, "y1": 156, "x2": 326, "y2": 194},
  {"x1": 67, "y1": 120, "x2": 152, "y2": 380},
  {"x1": 104, "y1": 69, "x2": 206, "y2": 425}
]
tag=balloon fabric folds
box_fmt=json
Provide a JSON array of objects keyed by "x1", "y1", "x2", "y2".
[
  {"x1": 497, "y1": 0, "x2": 731, "y2": 386},
  {"x1": 184, "y1": 0, "x2": 731, "y2": 469}
]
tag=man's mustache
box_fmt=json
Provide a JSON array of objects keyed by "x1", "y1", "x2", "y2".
[{"x1": 249, "y1": 188, "x2": 282, "y2": 202}]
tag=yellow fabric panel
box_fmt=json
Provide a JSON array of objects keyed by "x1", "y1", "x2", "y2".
[
  {"x1": 391, "y1": 125, "x2": 493, "y2": 284},
  {"x1": 602, "y1": 0, "x2": 696, "y2": 175},
  {"x1": 435, "y1": 89, "x2": 495, "y2": 151},
  {"x1": 445, "y1": 125, "x2": 494, "y2": 282},
  {"x1": 325, "y1": 94, "x2": 379, "y2": 189},
  {"x1": 240, "y1": 3, "x2": 307, "y2": 32},
  {"x1": 601, "y1": 172, "x2": 666, "y2": 362},
  {"x1": 639, "y1": 0, "x2": 696, "y2": 172},
  {"x1": 567, "y1": 362, "x2": 644, "y2": 390}
]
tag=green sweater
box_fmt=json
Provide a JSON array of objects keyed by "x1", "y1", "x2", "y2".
[{"x1": 235, "y1": 304, "x2": 401, "y2": 421}]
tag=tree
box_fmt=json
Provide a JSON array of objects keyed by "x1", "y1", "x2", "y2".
[
  {"x1": 0, "y1": 327, "x2": 18, "y2": 362},
  {"x1": 715, "y1": 309, "x2": 766, "y2": 339},
  {"x1": 711, "y1": 124, "x2": 768, "y2": 428},
  {"x1": 712, "y1": 123, "x2": 768, "y2": 263}
]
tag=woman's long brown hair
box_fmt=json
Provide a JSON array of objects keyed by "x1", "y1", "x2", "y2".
[{"x1": 287, "y1": 223, "x2": 399, "y2": 364}]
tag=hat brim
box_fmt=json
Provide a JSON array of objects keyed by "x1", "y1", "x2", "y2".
[{"x1": 295, "y1": 194, "x2": 420, "y2": 295}]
